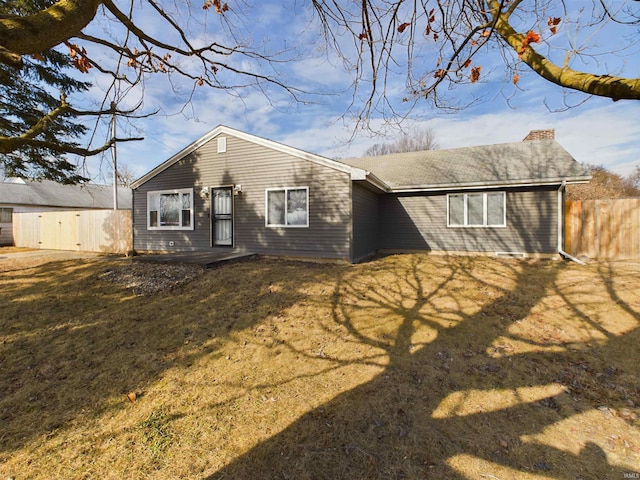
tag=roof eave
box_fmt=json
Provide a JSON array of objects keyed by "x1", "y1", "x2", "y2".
[
  {"x1": 351, "y1": 169, "x2": 390, "y2": 192},
  {"x1": 387, "y1": 175, "x2": 592, "y2": 193}
]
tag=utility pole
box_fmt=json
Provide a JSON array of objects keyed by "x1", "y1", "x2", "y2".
[{"x1": 111, "y1": 101, "x2": 118, "y2": 210}]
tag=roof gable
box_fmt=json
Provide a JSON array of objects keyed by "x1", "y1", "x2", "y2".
[
  {"x1": 340, "y1": 139, "x2": 591, "y2": 191},
  {"x1": 132, "y1": 125, "x2": 366, "y2": 188}
]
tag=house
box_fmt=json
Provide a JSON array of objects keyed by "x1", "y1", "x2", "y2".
[
  {"x1": 131, "y1": 125, "x2": 591, "y2": 262},
  {"x1": 0, "y1": 178, "x2": 131, "y2": 246}
]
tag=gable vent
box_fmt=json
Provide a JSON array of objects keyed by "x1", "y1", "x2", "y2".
[{"x1": 217, "y1": 137, "x2": 227, "y2": 153}]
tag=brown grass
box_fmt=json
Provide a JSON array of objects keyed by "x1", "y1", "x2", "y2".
[
  {"x1": 0, "y1": 253, "x2": 638, "y2": 479},
  {"x1": 0, "y1": 246, "x2": 36, "y2": 257}
]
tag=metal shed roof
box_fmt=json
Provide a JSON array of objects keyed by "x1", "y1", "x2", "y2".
[{"x1": 0, "y1": 179, "x2": 132, "y2": 209}]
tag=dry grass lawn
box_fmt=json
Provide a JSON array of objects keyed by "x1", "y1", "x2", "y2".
[{"x1": 0, "y1": 250, "x2": 639, "y2": 479}]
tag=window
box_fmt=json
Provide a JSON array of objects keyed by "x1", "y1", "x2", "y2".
[
  {"x1": 266, "y1": 187, "x2": 309, "y2": 227},
  {"x1": 147, "y1": 189, "x2": 194, "y2": 230},
  {"x1": 0, "y1": 208, "x2": 13, "y2": 223},
  {"x1": 217, "y1": 137, "x2": 227, "y2": 153},
  {"x1": 447, "y1": 192, "x2": 505, "y2": 227}
]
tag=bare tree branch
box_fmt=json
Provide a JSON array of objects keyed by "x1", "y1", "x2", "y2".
[{"x1": 488, "y1": 0, "x2": 640, "y2": 101}]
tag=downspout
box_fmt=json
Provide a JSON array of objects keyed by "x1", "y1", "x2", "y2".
[
  {"x1": 557, "y1": 180, "x2": 585, "y2": 265},
  {"x1": 130, "y1": 188, "x2": 135, "y2": 255}
]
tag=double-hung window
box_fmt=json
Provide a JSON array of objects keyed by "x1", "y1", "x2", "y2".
[
  {"x1": 147, "y1": 188, "x2": 194, "y2": 230},
  {"x1": 448, "y1": 192, "x2": 506, "y2": 227},
  {"x1": 266, "y1": 187, "x2": 309, "y2": 227}
]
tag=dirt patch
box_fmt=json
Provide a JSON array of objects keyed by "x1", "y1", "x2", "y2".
[
  {"x1": 0, "y1": 250, "x2": 205, "y2": 295},
  {"x1": 100, "y1": 261, "x2": 205, "y2": 295}
]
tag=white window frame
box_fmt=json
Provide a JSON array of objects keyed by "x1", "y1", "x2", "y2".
[
  {"x1": 447, "y1": 192, "x2": 506, "y2": 228},
  {"x1": 265, "y1": 186, "x2": 309, "y2": 228},
  {"x1": 147, "y1": 188, "x2": 194, "y2": 230}
]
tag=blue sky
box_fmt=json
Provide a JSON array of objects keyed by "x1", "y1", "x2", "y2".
[{"x1": 78, "y1": 0, "x2": 640, "y2": 183}]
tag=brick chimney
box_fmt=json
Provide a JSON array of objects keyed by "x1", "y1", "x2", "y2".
[{"x1": 523, "y1": 129, "x2": 555, "y2": 141}]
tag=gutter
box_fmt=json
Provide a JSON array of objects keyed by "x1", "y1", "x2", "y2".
[
  {"x1": 557, "y1": 180, "x2": 585, "y2": 265},
  {"x1": 389, "y1": 176, "x2": 592, "y2": 193}
]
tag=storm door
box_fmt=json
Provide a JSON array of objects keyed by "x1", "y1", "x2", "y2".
[{"x1": 211, "y1": 187, "x2": 233, "y2": 246}]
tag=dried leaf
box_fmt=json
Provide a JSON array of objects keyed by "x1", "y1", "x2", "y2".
[
  {"x1": 463, "y1": 59, "x2": 471, "y2": 68},
  {"x1": 398, "y1": 22, "x2": 411, "y2": 33},
  {"x1": 68, "y1": 43, "x2": 91, "y2": 73},
  {"x1": 512, "y1": 74, "x2": 520, "y2": 84},
  {"x1": 434, "y1": 69, "x2": 445, "y2": 79},
  {"x1": 358, "y1": 32, "x2": 368, "y2": 41},
  {"x1": 127, "y1": 392, "x2": 137, "y2": 403},
  {"x1": 470, "y1": 65, "x2": 481, "y2": 83},
  {"x1": 433, "y1": 33, "x2": 439, "y2": 41},
  {"x1": 425, "y1": 25, "x2": 431, "y2": 36},
  {"x1": 524, "y1": 30, "x2": 541, "y2": 45},
  {"x1": 31, "y1": 53, "x2": 45, "y2": 62},
  {"x1": 67, "y1": 43, "x2": 80, "y2": 58},
  {"x1": 209, "y1": 0, "x2": 229, "y2": 13},
  {"x1": 72, "y1": 56, "x2": 92, "y2": 74},
  {"x1": 197, "y1": 77, "x2": 204, "y2": 86},
  {"x1": 548, "y1": 14, "x2": 562, "y2": 34},
  {"x1": 519, "y1": 30, "x2": 541, "y2": 56}
]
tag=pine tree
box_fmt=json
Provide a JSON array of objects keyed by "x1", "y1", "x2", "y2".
[{"x1": 0, "y1": 0, "x2": 91, "y2": 183}]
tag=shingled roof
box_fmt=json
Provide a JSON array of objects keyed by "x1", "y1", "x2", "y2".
[
  {"x1": 340, "y1": 139, "x2": 591, "y2": 192},
  {"x1": 0, "y1": 178, "x2": 132, "y2": 209}
]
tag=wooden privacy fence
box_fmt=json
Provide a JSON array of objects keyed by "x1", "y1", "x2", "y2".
[
  {"x1": 14, "y1": 209, "x2": 132, "y2": 254},
  {"x1": 565, "y1": 198, "x2": 640, "y2": 260}
]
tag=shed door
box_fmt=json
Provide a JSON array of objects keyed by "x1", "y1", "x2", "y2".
[{"x1": 212, "y1": 187, "x2": 233, "y2": 246}]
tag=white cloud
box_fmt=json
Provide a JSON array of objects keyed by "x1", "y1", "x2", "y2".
[
  {"x1": 421, "y1": 102, "x2": 640, "y2": 175},
  {"x1": 113, "y1": 96, "x2": 640, "y2": 181},
  {"x1": 72, "y1": 0, "x2": 640, "y2": 182}
]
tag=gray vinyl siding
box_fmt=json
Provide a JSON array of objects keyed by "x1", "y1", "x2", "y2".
[
  {"x1": 133, "y1": 134, "x2": 352, "y2": 259},
  {"x1": 351, "y1": 183, "x2": 379, "y2": 262},
  {"x1": 379, "y1": 186, "x2": 558, "y2": 254}
]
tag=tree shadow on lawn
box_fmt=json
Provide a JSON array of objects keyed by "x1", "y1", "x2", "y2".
[
  {"x1": 207, "y1": 255, "x2": 640, "y2": 480},
  {"x1": 0, "y1": 257, "x2": 342, "y2": 459}
]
